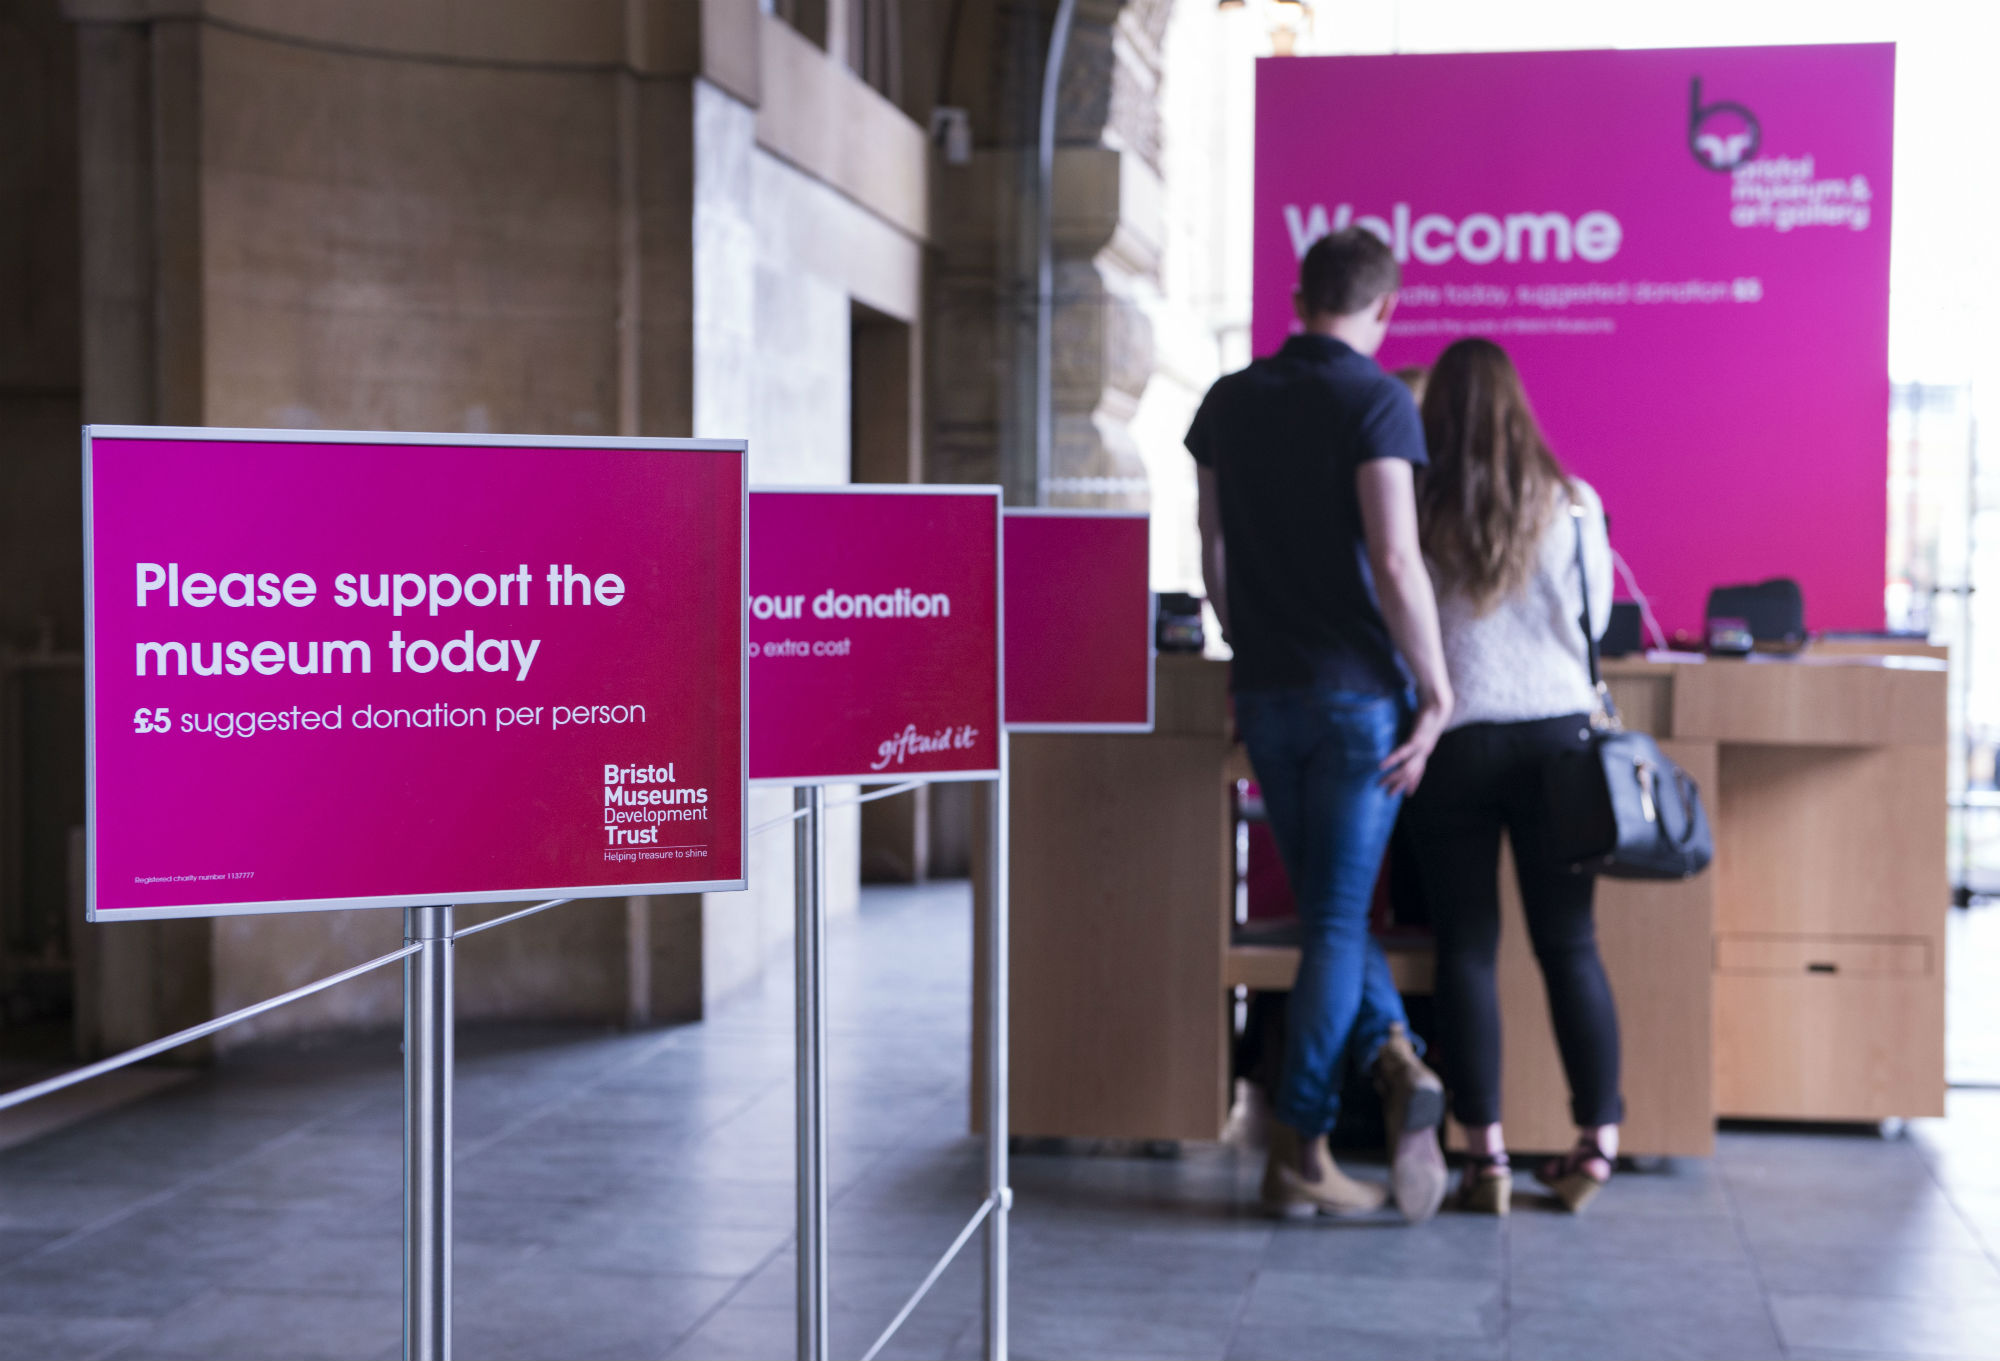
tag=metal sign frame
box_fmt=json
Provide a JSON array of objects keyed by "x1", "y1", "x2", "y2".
[
  {"x1": 746, "y1": 483, "x2": 1004, "y2": 787},
  {"x1": 80, "y1": 424, "x2": 750, "y2": 921},
  {"x1": 1000, "y1": 506, "x2": 1156, "y2": 735},
  {"x1": 745, "y1": 483, "x2": 1011, "y2": 1361}
]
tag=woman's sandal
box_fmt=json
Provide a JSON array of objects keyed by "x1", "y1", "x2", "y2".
[
  {"x1": 1456, "y1": 1153, "x2": 1512, "y2": 1216},
  {"x1": 1535, "y1": 1140, "x2": 1612, "y2": 1214}
]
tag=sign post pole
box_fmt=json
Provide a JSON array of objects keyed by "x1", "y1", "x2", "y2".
[
  {"x1": 403, "y1": 904, "x2": 454, "y2": 1361},
  {"x1": 795, "y1": 786, "x2": 830, "y2": 1361},
  {"x1": 984, "y1": 734, "x2": 1011, "y2": 1361}
]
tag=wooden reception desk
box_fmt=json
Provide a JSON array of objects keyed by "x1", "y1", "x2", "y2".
[{"x1": 979, "y1": 646, "x2": 1947, "y2": 1156}]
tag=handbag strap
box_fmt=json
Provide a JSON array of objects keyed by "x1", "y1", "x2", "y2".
[{"x1": 1568, "y1": 501, "x2": 1621, "y2": 729}]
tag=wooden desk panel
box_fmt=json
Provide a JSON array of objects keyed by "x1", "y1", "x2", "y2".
[
  {"x1": 1004, "y1": 731, "x2": 1234, "y2": 1141},
  {"x1": 1715, "y1": 970, "x2": 1946, "y2": 1120},
  {"x1": 1604, "y1": 669, "x2": 1675, "y2": 737},
  {"x1": 1673, "y1": 657, "x2": 1947, "y2": 747},
  {"x1": 1716, "y1": 743, "x2": 1949, "y2": 940}
]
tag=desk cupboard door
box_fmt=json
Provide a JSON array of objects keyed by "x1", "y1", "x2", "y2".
[
  {"x1": 1711, "y1": 741, "x2": 1949, "y2": 1120},
  {"x1": 983, "y1": 732, "x2": 1234, "y2": 1142},
  {"x1": 1472, "y1": 740, "x2": 1718, "y2": 1158},
  {"x1": 1714, "y1": 964, "x2": 1945, "y2": 1121}
]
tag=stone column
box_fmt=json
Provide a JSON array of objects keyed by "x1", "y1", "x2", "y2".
[{"x1": 927, "y1": 0, "x2": 1167, "y2": 510}]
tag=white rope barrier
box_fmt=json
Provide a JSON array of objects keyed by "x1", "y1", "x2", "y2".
[
  {"x1": 450, "y1": 897, "x2": 574, "y2": 941},
  {"x1": 858, "y1": 1193, "x2": 998, "y2": 1361},
  {"x1": 748, "y1": 779, "x2": 925, "y2": 837},
  {"x1": 2, "y1": 776, "x2": 934, "y2": 1118},
  {"x1": 0, "y1": 941, "x2": 423, "y2": 1115}
]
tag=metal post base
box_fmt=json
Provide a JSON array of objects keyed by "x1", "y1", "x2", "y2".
[{"x1": 404, "y1": 905, "x2": 454, "y2": 1361}]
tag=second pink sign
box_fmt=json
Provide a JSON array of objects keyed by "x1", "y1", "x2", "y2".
[{"x1": 748, "y1": 487, "x2": 1002, "y2": 785}]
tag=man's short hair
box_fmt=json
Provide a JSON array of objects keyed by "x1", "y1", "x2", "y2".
[{"x1": 1298, "y1": 228, "x2": 1401, "y2": 318}]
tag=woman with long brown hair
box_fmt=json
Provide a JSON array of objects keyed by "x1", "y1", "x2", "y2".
[{"x1": 1404, "y1": 337, "x2": 1621, "y2": 1215}]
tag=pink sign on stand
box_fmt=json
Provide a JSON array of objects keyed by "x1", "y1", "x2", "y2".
[
  {"x1": 85, "y1": 426, "x2": 748, "y2": 920},
  {"x1": 1254, "y1": 44, "x2": 1895, "y2": 637},
  {"x1": 748, "y1": 487, "x2": 1002, "y2": 785},
  {"x1": 1003, "y1": 510, "x2": 1154, "y2": 732}
]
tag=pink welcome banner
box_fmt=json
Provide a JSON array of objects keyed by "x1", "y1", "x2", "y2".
[
  {"x1": 1254, "y1": 44, "x2": 1894, "y2": 637},
  {"x1": 749, "y1": 488, "x2": 1001, "y2": 784},
  {"x1": 86, "y1": 428, "x2": 747, "y2": 920}
]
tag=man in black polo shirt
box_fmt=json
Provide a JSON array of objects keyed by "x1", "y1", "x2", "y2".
[{"x1": 1188, "y1": 228, "x2": 1454, "y2": 1223}]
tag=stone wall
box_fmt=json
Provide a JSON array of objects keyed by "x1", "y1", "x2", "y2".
[{"x1": 1, "y1": 1, "x2": 90, "y2": 1056}]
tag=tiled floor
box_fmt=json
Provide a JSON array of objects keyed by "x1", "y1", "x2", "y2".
[{"x1": 3, "y1": 884, "x2": 2000, "y2": 1360}]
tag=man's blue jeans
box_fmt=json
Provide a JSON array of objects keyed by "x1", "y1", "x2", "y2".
[{"x1": 1236, "y1": 686, "x2": 1415, "y2": 1137}]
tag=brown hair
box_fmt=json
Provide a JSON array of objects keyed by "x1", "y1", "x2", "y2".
[
  {"x1": 1298, "y1": 228, "x2": 1400, "y2": 318},
  {"x1": 1417, "y1": 338, "x2": 1571, "y2": 613}
]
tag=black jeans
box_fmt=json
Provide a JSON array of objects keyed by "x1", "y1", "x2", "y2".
[{"x1": 1403, "y1": 714, "x2": 1623, "y2": 1129}]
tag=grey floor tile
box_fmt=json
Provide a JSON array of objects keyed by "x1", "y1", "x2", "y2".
[
  {"x1": 1767, "y1": 1290, "x2": 2000, "y2": 1359},
  {"x1": 664, "y1": 1301, "x2": 979, "y2": 1361},
  {"x1": 849, "y1": 1307, "x2": 982, "y2": 1361},
  {"x1": 511, "y1": 1087, "x2": 760, "y2": 1136},
  {"x1": 731, "y1": 1240, "x2": 984, "y2": 1315},
  {"x1": 663, "y1": 1302, "x2": 797, "y2": 1361},
  {"x1": 99, "y1": 1287, "x2": 396, "y2": 1361},
  {"x1": 0, "y1": 1313, "x2": 146, "y2": 1361},
  {"x1": 541, "y1": 1205, "x2": 791, "y2": 1278},
  {"x1": 1572, "y1": 1160, "x2": 1737, "y2": 1218},
  {"x1": 1012, "y1": 1236, "x2": 1264, "y2": 1298},
  {"x1": 1506, "y1": 1301, "x2": 1786, "y2": 1360},
  {"x1": 449, "y1": 1191, "x2": 601, "y2": 1248},
  {"x1": 228, "y1": 1228, "x2": 541, "y2": 1297},
  {"x1": 1718, "y1": 1134, "x2": 1943, "y2": 1207},
  {"x1": 1784, "y1": 1352, "x2": 1997, "y2": 1361},
  {"x1": 1239, "y1": 1266, "x2": 1501, "y2": 1340},
  {"x1": 1750, "y1": 1241, "x2": 2000, "y2": 1302},
  {"x1": 1731, "y1": 1192, "x2": 1990, "y2": 1257},
  {"x1": 1509, "y1": 1251, "x2": 1766, "y2": 1316},
  {"x1": 175, "y1": 1132, "x2": 401, "y2": 1212},
  {"x1": 0, "y1": 1205, "x2": 290, "y2": 1318},
  {"x1": 1259, "y1": 1211, "x2": 1505, "y2": 1280},
  {"x1": 229, "y1": 1230, "x2": 406, "y2": 1296},
  {"x1": 1948, "y1": 1188, "x2": 2000, "y2": 1253},
  {"x1": 461, "y1": 1128, "x2": 803, "y2": 1198},
  {"x1": 1784, "y1": 1352, "x2": 2000, "y2": 1361},
  {"x1": 1723, "y1": 1155, "x2": 1953, "y2": 1209},
  {"x1": 0, "y1": 1177, "x2": 163, "y2": 1233},
  {"x1": 578, "y1": 1176, "x2": 799, "y2": 1230},
  {"x1": 826, "y1": 1200, "x2": 1003, "y2": 1247},
  {"x1": 1005, "y1": 1284, "x2": 1242, "y2": 1361},
  {"x1": 454, "y1": 1266, "x2": 738, "y2": 1361},
  {"x1": 1506, "y1": 1201, "x2": 1753, "y2": 1265},
  {"x1": 0, "y1": 1113, "x2": 306, "y2": 1185},
  {"x1": 0, "y1": 1226, "x2": 60, "y2": 1268},
  {"x1": 1914, "y1": 1108, "x2": 2000, "y2": 1196},
  {"x1": 1227, "y1": 1323, "x2": 1506, "y2": 1361}
]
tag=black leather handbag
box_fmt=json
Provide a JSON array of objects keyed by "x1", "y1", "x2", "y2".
[{"x1": 1542, "y1": 507, "x2": 1714, "y2": 880}]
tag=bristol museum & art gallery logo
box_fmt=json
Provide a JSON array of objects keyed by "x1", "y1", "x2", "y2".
[{"x1": 1688, "y1": 76, "x2": 1761, "y2": 171}]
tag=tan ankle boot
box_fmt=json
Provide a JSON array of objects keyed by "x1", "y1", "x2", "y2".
[
  {"x1": 1373, "y1": 1023, "x2": 1448, "y2": 1223},
  {"x1": 1261, "y1": 1122, "x2": 1388, "y2": 1218}
]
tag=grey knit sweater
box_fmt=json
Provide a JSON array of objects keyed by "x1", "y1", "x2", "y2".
[{"x1": 1433, "y1": 478, "x2": 1614, "y2": 731}]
